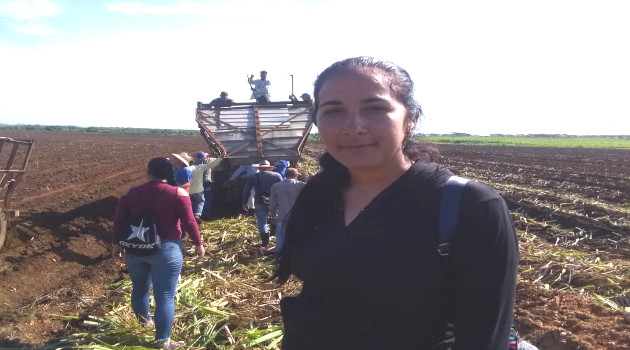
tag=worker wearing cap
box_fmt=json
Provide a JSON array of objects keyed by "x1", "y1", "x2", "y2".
[
  {"x1": 300, "y1": 93, "x2": 313, "y2": 106},
  {"x1": 209, "y1": 91, "x2": 234, "y2": 107},
  {"x1": 187, "y1": 152, "x2": 222, "y2": 223},
  {"x1": 194, "y1": 152, "x2": 216, "y2": 220},
  {"x1": 248, "y1": 70, "x2": 271, "y2": 103}
]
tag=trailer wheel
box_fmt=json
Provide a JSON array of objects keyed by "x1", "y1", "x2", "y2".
[{"x1": 0, "y1": 208, "x2": 6, "y2": 251}]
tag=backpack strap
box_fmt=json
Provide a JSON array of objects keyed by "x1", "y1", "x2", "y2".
[{"x1": 437, "y1": 175, "x2": 469, "y2": 257}]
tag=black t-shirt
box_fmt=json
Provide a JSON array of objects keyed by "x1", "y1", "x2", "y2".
[{"x1": 281, "y1": 161, "x2": 518, "y2": 350}]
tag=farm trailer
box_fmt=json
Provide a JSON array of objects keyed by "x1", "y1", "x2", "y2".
[
  {"x1": 195, "y1": 100, "x2": 313, "y2": 215},
  {"x1": 0, "y1": 137, "x2": 34, "y2": 250}
]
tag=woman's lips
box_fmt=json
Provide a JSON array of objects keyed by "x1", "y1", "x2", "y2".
[{"x1": 339, "y1": 143, "x2": 376, "y2": 149}]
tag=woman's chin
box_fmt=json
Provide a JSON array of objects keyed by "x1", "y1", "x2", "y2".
[{"x1": 337, "y1": 157, "x2": 380, "y2": 171}]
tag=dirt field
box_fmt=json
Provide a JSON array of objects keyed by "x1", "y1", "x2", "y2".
[{"x1": 0, "y1": 131, "x2": 629, "y2": 349}]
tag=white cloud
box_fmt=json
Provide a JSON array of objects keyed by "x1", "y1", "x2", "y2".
[
  {"x1": 10, "y1": 21, "x2": 56, "y2": 34},
  {"x1": 0, "y1": 0, "x2": 62, "y2": 21},
  {"x1": 0, "y1": 0, "x2": 62, "y2": 35},
  {"x1": 105, "y1": 0, "x2": 316, "y2": 25},
  {"x1": 106, "y1": 1, "x2": 201, "y2": 16}
]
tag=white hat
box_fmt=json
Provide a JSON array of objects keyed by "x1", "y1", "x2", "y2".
[
  {"x1": 253, "y1": 160, "x2": 276, "y2": 170},
  {"x1": 172, "y1": 153, "x2": 191, "y2": 167}
]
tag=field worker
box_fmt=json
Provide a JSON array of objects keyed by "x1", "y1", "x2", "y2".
[
  {"x1": 248, "y1": 70, "x2": 271, "y2": 103},
  {"x1": 172, "y1": 153, "x2": 193, "y2": 193},
  {"x1": 272, "y1": 159, "x2": 290, "y2": 179},
  {"x1": 230, "y1": 163, "x2": 258, "y2": 213},
  {"x1": 195, "y1": 152, "x2": 214, "y2": 219},
  {"x1": 188, "y1": 152, "x2": 222, "y2": 224},
  {"x1": 208, "y1": 91, "x2": 234, "y2": 107},
  {"x1": 300, "y1": 92, "x2": 313, "y2": 106},
  {"x1": 268, "y1": 168, "x2": 305, "y2": 253},
  {"x1": 112, "y1": 157, "x2": 205, "y2": 349},
  {"x1": 272, "y1": 57, "x2": 518, "y2": 349},
  {"x1": 242, "y1": 160, "x2": 282, "y2": 247}
]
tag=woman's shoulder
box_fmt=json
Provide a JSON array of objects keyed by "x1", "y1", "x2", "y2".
[
  {"x1": 405, "y1": 161, "x2": 451, "y2": 190},
  {"x1": 121, "y1": 186, "x2": 134, "y2": 197},
  {"x1": 153, "y1": 182, "x2": 185, "y2": 195},
  {"x1": 461, "y1": 179, "x2": 503, "y2": 205},
  {"x1": 145, "y1": 181, "x2": 183, "y2": 197}
]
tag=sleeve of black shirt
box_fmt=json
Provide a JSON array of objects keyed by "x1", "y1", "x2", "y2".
[{"x1": 449, "y1": 181, "x2": 518, "y2": 350}]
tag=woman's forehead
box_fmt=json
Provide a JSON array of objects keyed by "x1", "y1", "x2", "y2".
[
  {"x1": 334, "y1": 67, "x2": 389, "y2": 84},
  {"x1": 318, "y1": 68, "x2": 393, "y2": 100}
]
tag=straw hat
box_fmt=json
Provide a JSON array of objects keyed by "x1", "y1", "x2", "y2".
[
  {"x1": 172, "y1": 152, "x2": 192, "y2": 167},
  {"x1": 253, "y1": 160, "x2": 276, "y2": 170}
]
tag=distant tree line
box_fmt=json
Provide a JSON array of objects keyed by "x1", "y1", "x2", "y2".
[{"x1": 0, "y1": 124, "x2": 200, "y2": 137}]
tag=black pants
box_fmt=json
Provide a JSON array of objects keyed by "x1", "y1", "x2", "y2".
[{"x1": 256, "y1": 96, "x2": 270, "y2": 103}]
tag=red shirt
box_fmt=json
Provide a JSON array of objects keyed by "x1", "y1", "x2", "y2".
[{"x1": 112, "y1": 181, "x2": 202, "y2": 246}]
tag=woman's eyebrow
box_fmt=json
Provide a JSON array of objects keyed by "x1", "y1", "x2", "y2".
[
  {"x1": 362, "y1": 97, "x2": 389, "y2": 104},
  {"x1": 318, "y1": 100, "x2": 343, "y2": 108}
]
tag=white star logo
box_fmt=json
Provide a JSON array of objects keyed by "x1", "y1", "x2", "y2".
[{"x1": 127, "y1": 219, "x2": 150, "y2": 242}]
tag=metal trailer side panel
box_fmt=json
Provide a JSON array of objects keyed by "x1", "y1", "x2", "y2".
[{"x1": 196, "y1": 102, "x2": 313, "y2": 166}]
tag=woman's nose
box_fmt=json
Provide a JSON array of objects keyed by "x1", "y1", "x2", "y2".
[{"x1": 342, "y1": 112, "x2": 367, "y2": 135}]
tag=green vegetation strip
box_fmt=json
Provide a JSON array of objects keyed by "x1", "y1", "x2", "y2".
[
  {"x1": 0, "y1": 125, "x2": 200, "y2": 136},
  {"x1": 421, "y1": 135, "x2": 630, "y2": 149}
]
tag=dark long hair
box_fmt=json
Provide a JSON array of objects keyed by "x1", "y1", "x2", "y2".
[
  {"x1": 272, "y1": 57, "x2": 438, "y2": 284},
  {"x1": 147, "y1": 157, "x2": 176, "y2": 186}
]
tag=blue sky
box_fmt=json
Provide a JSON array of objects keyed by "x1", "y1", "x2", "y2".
[{"x1": 1, "y1": 0, "x2": 629, "y2": 135}]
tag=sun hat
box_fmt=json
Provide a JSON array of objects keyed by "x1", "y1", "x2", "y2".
[
  {"x1": 253, "y1": 160, "x2": 276, "y2": 170},
  {"x1": 172, "y1": 153, "x2": 191, "y2": 167}
]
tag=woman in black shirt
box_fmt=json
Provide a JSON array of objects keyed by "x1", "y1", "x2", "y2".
[{"x1": 273, "y1": 57, "x2": 518, "y2": 350}]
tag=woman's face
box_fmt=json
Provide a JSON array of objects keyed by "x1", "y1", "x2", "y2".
[{"x1": 316, "y1": 68, "x2": 412, "y2": 172}]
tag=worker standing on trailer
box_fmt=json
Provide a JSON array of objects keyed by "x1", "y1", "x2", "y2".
[
  {"x1": 300, "y1": 93, "x2": 313, "y2": 106},
  {"x1": 209, "y1": 91, "x2": 234, "y2": 107},
  {"x1": 248, "y1": 70, "x2": 271, "y2": 103}
]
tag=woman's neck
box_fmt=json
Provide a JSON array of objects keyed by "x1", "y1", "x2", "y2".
[{"x1": 347, "y1": 154, "x2": 413, "y2": 190}]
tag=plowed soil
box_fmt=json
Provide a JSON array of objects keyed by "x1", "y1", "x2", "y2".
[{"x1": 0, "y1": 131, "x2": 629, "y2": 349}]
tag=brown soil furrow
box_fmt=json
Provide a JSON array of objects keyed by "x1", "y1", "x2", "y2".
[{"x1": 16, "y1": 167, "x2": 143, "y2": 206}]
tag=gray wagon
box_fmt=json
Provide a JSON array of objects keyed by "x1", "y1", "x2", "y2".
[
  {"x1": 195, "y1": 100, "x2": 313, "y2": 215},
  {"x1": 196, "y1": 100, "x2": 313, "y2": 165}
]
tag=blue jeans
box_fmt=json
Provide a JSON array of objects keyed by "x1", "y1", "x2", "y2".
[
  {"x1": 254, "y1": 204, "x2": 270, "y2": 246},
  {"x1": 124, "y1": 240, "x2": 183, "y2": 342},
  {"x1": 190, "y1": 192, "x2": 205, "y2": 216},
  {"x1": 274, "y1": 219, "x2": 286, "y2": 253}
]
